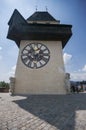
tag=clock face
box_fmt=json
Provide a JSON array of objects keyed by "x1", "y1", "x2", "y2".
[{"x1": 21, "y1": 43, "x2": 50, "y2": 69}]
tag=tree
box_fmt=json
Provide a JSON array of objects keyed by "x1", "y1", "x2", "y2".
[{"x1": 0, "y1": 81, "x2": 9, "y2": 88}]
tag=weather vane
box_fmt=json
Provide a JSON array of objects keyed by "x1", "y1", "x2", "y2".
[
  {"x1": 45, "y1": 6, "x2": 48, "y2": 11},
  {"x1": 35, "y1": 5, "x2": 38, "y2": 11}
]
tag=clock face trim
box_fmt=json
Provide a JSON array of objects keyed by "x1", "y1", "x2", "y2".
[{"x1": 21, "y1": 43, "x2": 50, "y2": 69}]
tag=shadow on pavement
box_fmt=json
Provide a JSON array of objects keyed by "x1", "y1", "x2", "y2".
[{"x1": 13, "y1": 93, "x2": 86, "y2": 130}]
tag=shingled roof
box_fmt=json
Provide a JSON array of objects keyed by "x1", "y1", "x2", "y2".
[
  {"x1": 27, "y1": 11, "x2": 57, "y2": 22},
  {"x1": 7, "y1": 9, "x2": 72, "y2": 48}
]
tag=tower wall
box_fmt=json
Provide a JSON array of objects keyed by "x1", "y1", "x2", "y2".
[{"x1": 14, "y1": 40, "x2": 67, "y2": 94}]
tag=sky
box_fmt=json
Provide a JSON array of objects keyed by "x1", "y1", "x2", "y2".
[{"x1": 0, "y1": 0, "x2": 86, "y2": 82}]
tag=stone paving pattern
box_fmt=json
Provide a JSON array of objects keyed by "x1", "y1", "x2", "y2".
[{"x1": 0, "y1": 93, "x2": 86, "y2": 130}]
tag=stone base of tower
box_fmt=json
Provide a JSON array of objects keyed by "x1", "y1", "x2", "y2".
[
  {"x1": 9, "y1": 75, "x2": 68, "y2": 95},
  {"x1": 11, "y1": 40, "x2": 68, "y2": 95},
  {"x1": 14, "y1": 71, "x2": 67, "y2": 95},
  {"x1": 13, "y1": 75, "x2": 67, "y2": 95},
  {"x1": 14, "y1": 86, "x2": 67, "y2": 95}
]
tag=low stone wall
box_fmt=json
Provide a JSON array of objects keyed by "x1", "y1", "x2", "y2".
[{"x1": 0, "y1": 88, "x2": 9, "y2": 92}]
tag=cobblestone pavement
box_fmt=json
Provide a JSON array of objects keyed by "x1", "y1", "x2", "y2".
[{"x1": 0, "y1": 93, "x2": 86, "y2": 130}]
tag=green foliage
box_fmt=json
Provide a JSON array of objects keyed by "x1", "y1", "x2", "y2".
[{"x1": 0, "y1": 81, "x2": 9, "y2": 88}]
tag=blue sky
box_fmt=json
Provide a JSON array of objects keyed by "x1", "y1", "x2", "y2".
[{"x1": 0, "y1": 0, "x2": 86, "y2": 82}]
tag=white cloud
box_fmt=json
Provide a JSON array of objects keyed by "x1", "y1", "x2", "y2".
[
  {"x1": 9, "y1": 65, "x2": 16, "y2": 77},
  {"x1": 63, "y1": 53, "x2": 72, "y2": 64},
  {"x1": 0, "y1": 65, "x2": 16, "y2": 82},
  {"x1": 0, "y1": 47, "x2": 2, "y2": 50},
  {"x1": 82, "y1": 65, "x2": 86, "y2": 72},
  {"x1": 69, "y1": 65, "x2": 86, "y2": 81},
  {"x1": 70, "y1": 72, "x2": 86, "y2": 81}
]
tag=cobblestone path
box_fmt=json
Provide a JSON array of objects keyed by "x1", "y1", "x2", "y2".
[{"x1": 0, "y1": 93, "x2": 86, "y2": 130}]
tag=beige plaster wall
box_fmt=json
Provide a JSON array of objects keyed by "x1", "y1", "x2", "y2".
[{"x1": 14, "y1": 40, "x2": 67, "y2": 94}]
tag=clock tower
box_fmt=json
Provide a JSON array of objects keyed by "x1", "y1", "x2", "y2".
[{"x1": 7, "y1": 9, "x2": 72, "y2": 95}]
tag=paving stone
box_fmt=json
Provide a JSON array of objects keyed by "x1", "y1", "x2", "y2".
[{"x1": 0, "y1": 93, "x2": 86, "y2": 130}]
